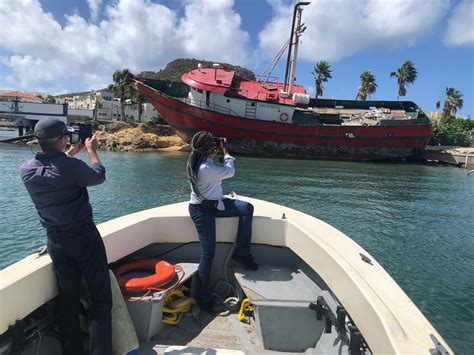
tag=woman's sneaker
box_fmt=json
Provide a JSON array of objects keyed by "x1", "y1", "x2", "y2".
[{"x1": 232, "y1": 254, "x2": 259, "y2": 270}]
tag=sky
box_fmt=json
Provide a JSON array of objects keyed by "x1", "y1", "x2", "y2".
[{"x1": 0, "y1": 0, "x2": 473, "y2": 117}]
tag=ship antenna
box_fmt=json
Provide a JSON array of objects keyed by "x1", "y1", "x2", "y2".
[{"x1": 282, "y1": 1, "x2": 310, "y2": 97}]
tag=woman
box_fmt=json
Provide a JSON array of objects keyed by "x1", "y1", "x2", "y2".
[{"x1": 187, "y1": 131, "x2": 258, "y2": 310}]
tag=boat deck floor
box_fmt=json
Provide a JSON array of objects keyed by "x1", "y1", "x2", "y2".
[
  {"x1": 138, "y1": 310, "x2": 271, "y2": 354},
  {"x1": 127, "y1": 243, "x2": 347, "y2": 354}
]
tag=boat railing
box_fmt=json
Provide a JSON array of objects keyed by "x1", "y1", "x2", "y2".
[
  {"x1": 184, "y1": 98, "x2": 241, "y2": 117},
  {"x1": 256, "y1": 75, "x2": 280, "y2": 84}
]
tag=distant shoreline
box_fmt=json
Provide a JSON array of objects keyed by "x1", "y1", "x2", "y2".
[{"x1": 1, "y1": 123, "x2": 472, "y2": 168}]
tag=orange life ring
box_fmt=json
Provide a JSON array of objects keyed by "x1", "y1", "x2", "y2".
[
  {"x1": 113, "y1": 259, "x2": 176, "y2": 293},
  {"x1": 280, "y1": 112, "x2": 289, "y2": 121}
]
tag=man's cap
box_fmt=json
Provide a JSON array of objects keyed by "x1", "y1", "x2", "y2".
[{"x1": 34, "y1": 118, "x2": 74, "y2": 139}]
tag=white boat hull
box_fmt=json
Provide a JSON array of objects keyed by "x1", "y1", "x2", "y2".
[{"x1": 0, "y1": 197, "x2": 452, "y2": 354}]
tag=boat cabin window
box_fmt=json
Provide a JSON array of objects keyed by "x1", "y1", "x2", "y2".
[{"x1": 206, "y1": 91, "x2": 210, "y2": 106}]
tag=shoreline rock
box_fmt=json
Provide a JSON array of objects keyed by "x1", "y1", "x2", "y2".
[
  {"x1": 18, "y1": 122, "x2": 190, "y2": 153},
  {"x1": 95, "y1": 123, "x2": 189, "y2": 152}
]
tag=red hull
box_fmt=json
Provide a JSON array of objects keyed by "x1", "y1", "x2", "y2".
[{"x1": 137, "y1": 82, "x2": 432, "y2": 161}]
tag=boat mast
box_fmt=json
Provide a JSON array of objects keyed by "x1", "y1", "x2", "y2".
[{"x1": 282, "y1": 1, "x2": 309, "y2": 98}]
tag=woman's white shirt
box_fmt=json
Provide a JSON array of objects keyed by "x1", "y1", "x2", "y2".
[{"x1": 189, "y1": 154, "x2": 235, "y2": 210}]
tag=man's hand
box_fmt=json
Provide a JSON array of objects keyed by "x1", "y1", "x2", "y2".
[
  {"x1": 66, "y1": 143, "x2": 84, "y2": 157},
  {"x1": 220, "y1": 138, "x2": 229, "y2": 155},
  {"x1": 85, "y1": 134, "x2": 99, "y2": 152},
  {"x1": 85, "y1": 134, "x2": 101, "y2": 165}
]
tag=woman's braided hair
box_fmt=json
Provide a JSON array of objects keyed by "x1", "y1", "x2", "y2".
[{"x1": 186, "y1": 131, "x2": 216, "y2": 198}]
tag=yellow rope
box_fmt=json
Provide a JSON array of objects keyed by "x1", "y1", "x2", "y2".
[
  {"x1": 162, "y1": 286, "x2": 196, "y2": 325},
  {"x1": 238, "y1": 298, "x2": 254, "y2": 322}
]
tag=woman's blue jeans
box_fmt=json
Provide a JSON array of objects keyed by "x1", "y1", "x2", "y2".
[{"x1": 189, "y1": 198, "x2": 254, "y2": 304}]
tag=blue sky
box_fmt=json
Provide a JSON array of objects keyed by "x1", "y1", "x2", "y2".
[{"x1": 0, "y1": 0, "x2": 472, "y2": 117}]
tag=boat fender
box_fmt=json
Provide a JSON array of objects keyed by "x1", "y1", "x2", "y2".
[
  {"x1": 279, "y1": 112, "x2": 289, "y2": 122},
  {"x1": 292, "y1": 92, "x2": 310, "y2": 105},
  {"x1": 113, "y1": 259, "x2": 176, "y2": 293}
]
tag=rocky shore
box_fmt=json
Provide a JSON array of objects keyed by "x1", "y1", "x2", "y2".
[
  {"x1": 11, "y1": 122, "x2": 189, "y2": 153},
  {"x1": 94, "y1": 122, "x2": 189, "y2": 152}
]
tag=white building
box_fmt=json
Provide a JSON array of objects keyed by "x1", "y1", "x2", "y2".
[{"x1": 57, "y1": 90, "x2": 159, "y2": 122}]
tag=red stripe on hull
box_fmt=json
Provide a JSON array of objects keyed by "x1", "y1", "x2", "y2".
[{"x1": 137, "y1": 83, "x2": 432, "y2": 160}]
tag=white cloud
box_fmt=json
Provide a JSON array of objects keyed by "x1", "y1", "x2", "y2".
[
  {"x1": 177, "y1": 0, "x2": 249, "y2": 64},
  {"x1": 0, "y1": 0, "x2": 250, "y2": 93},
  {"x1": 444, "y1": 0, "x2": 474, "y2": 46},
  {"x1": 87, "y1": 0, "x2": 102, "y2": 22},
  {"x1": 258, "y1": 0, "x2": 449, "y2": 62},
  {"x1": 0, "y1": 0, "x2": 462, "y2": 94}
]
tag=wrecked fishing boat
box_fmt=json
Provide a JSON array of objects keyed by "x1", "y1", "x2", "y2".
[{"x1": 133, "y1": 2, "x2": 432, "y2": 161}]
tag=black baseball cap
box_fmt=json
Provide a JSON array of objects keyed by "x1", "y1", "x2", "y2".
[{"x1": 34, "y1": 118, "x2": 74, "y2": 139}]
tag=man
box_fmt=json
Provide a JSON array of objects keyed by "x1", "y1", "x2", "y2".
[{"x1": 20, "y1": 118, "x2": 112, "y2": 355}]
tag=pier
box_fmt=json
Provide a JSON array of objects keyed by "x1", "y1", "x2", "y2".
[{"x1": 424, "y1": 146, "x2": 474, "y2": 169}]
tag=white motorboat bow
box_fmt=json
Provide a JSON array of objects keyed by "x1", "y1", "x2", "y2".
[{"x1": 0, "y1": 196, "x2": 452, "y2": 354}]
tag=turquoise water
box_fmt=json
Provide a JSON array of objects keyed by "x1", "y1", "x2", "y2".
[{"x1": 1, "y1": 131, "x2": 473, "y2": 353}]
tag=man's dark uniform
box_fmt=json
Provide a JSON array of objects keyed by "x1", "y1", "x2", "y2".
[{"x1": 20, "y1": 119, "x2": 112, "y2": 355}]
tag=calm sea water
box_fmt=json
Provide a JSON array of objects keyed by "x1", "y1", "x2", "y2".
[{"x1": 1, "y1": 129, "x2": 473, "y2": 353}]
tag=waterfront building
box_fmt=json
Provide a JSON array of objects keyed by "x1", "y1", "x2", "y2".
[
  {"x1": 57, "y1": 90, "x2": 159, "y2": 122},
  {"x1": 0, "y1": 91, "x2": 43, "y2": 103},
  {"x1": 428, "y1": 111, "x2": 443, "y2": 124}
]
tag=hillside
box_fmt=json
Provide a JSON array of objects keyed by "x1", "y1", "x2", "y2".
[{"x1": 137, "y1": 58, "x2": 255, "y2": 82}]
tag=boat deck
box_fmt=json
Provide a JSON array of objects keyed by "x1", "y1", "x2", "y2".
[
  {"x1": 127, "y1": 243, "x2": 352, "y2": 354},
  {"x1": 139, "y1": 310, "x2": 263, "y2": 354}
]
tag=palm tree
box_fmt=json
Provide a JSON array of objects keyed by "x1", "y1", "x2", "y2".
[
  {"x1": 442, "y1": 87, "x2": 464, "y2": 117},
  {"x1": 108, "y1": 68, "x2": 131, "y2": 121},
  {"x1": 311, "y1": 61, "x2": 332, "y2": 99},
  {"x1": 129, "y1": 86, "x2": 146, "y2": 123},
  {"x1": 45, "y1": 95, "x2": 56, "y2": 104},
  {"x1": 390, "y1": 60, "x2": 417, "y2": 100},
  {"x1": 356, "y1": 71, "x2": 377, "y2": 101}
]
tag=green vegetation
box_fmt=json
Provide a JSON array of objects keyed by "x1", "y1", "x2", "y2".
[
  {"x1": 431, "y1": 87, "x2": 472, "y2": 146},
  {"x1": 311, "y1": 61, "x2": 332, "y2": 99},
  {"x1": 356, "y1": 71, "x2": 377, "y2": 101},
  {"x1": 55, "y1": 90, "x2": 92, "y2": 98},
  {"x1": 390, "y1": 60, "x2": 418, "y2": 100},
  {"x1": 137, "y1": 58, "x2": 255, "y2": 82},
  {"x1": 431, "y1": 116, "x2": 473, "y2": 146}
]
